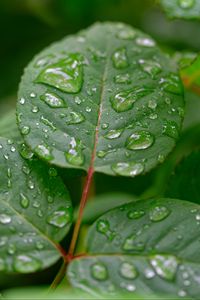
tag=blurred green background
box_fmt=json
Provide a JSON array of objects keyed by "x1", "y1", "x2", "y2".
[{"x1": 1, "y1": 0, "x2": 200, "y2": 292}]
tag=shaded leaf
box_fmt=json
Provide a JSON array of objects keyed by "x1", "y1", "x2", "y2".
[
  {"x1": 160, "y1": 0, "x2": 200, "y2": 20},
  {"x1": 68, "y1": 198, "x2": 200, "y2": 298},
  {"x1": 181, "y1": 56, "x2": 200, "y2": 95},
  {"x1": 17, "y1": 22, "x2": 184, "y2": 177},
  {"x1": 0, "y1": 137, "x2": 72, "y2": 273},
  {"x1": 165, "y1": 151, "x2": 200, "y2": 204},
  {"x1": 0, "y1": 109, "x2": 19, "y2": 140}
]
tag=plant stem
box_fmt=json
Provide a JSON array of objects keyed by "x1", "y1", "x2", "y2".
[
  {"x1": 68, "y1": 166, "x2": 94, "y2": 256},
  {"x1": 49, "y1": 262, "x2": 66, "y2": 290}
]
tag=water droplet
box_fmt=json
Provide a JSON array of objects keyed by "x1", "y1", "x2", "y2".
[
  {"x1": 149, "y1": 206, "x2": 171, "y2": 222},
  {"x1": 111, "y1": 87, "x2": 153, "y2": 112},
  {"x1": 123, "y1": 234, "x2": 145, "y2": 251},
  {"x1": 66, "y1": 111, "x2": 85, "y2": 124},
  {"x1": 20, "y1": 193, "x2": 29, "y2": 209},
  {"x1": 104, "y1": 129, "x2": 123, "y2": 140},
  {"x1": 97, "y1": 220, "x2": 110, "y2": 233},
  {"x1": 0, "y1": 214, "x2": 11, "y2": 224},
  {"x1": 101, "y1": 123, "x2": 109, "y2": 130},
  {"x1": 114, "y1": 73, "x2": 131, "y2": 84},
  {"x1": 150, "y1": 254, "x2": 179, "y2": 281},
  {"x1": 30, "y1": 92, "x2": 36, "y2": 98},
  {"x1": 65, "y1": 137, "x2": 84, "y2": 166},
  {"x1": 32, "y1": 106, "x2": 39, "y2": 113},
  {"x1": 120, "y1": 262, "x2": 138, "y2": 279},
  {"x1": 117, "y1": 28, "x2": 136, "y2": 40},
  {"x1": 126, "y1": 131, "x2": 154, "y2": 151},
  {"x1": 112, "y1": 48, "x2": 129, "y2": 69},
  {"x1": 36, "y1": 241, "x2": 44, "y2": 250},
  {"x1": 14, "y1": 255, "x2": 41, "y2": 273},
  {"x1": 41, "y1": 115, "x2": 57, "y2": 131},
  {"x1": 112, "y1": 162, "x2": 144, "y2": 177},
  {"x1": 178, "y1": 0, "x2": 195, "y2": 9},
  {"x1": 74, "y1": 96, "x2": 82, "y2": 105},
  {"x1": 144, "y1": 268, "x2": 155, "y2": 279},
  {"x1": 160, "y1": 73, "x2": 183, "y2": 95},
  {"x1": 21, "y1": 126, "x2": 30, "y2": 135},
  {"x1": 28, "y1": 180, "x2": 35, "y2": 190},
  {"x1": 196, "y1": 214, "x2": 200, "y2": 221},
  {"x1": 36, "y1": 53, "x2": 83, "y2": 93},
  {"x1": 86, "y1": 106, "x2": 92, "y2": 113},
  {"x1": 35, "y1": 144, "x2": 54, "y2": 161},
  {"x1": 139, "y1": 59, "x2": 161, "y2": 78},
  {"x1": 127, "y1": 210, "x2": 145, "y2": 219},
  {"x1": 19, "y1": 98, "x2": 25, "y2": 105},
  {"x1": 40, "y1": 91, "x2": 66, "y2": 108},
  {"x1": 136, "y1": 37, "x2": 155, "y2": 47},
  {"x1": 47, "y1": 207, "x2": 71, "y2": 228},
  {"x1": 91, "y1": 262, "x2": 108, "y2": 281},
  {"x1": 163, "y1": 120, "x2": 179, "y2": 139}
]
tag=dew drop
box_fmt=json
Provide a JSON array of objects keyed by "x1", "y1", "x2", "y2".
[
  {"x1": 65, "y1": 137, "x2": 84, "y2": 166},
  {"x1": 123, "y1": 234, "x2": 145, "y2": 251},
  {"x1": 35, "y1": 144, "x2": 54, "y2": 161},
  {"x1": 126, "y1": 131, "x2": 154, "y2": 151},
  {"x1": 120, "y1": 262, "x2": 138, "y2": 279},
  {"x1": 66, "y1": 111, "x2": 85, "y2": 125},
  {"x1": 163, "y1": 120, "x2": 179, "y2": 139},
  {"x1": 36, "y1": 53, "x2": 83, "y2": 93},
  {"x1": 136, "y1": 37, "x2": 155, "y2": 47},
  {"x1": 160, "y1": 73, "x2": 183, "y2": 95},
  {"x1": 112, "y1": 162, "x2": 144, "y2": 177},
  {"x1": 139, "y1": 59, "x2": 161, "y2": 78},
  {"x1": 40, "y1": 91, "x2": 66, "y2": 108},
  {"x1": 20, "y1": 193, "x2": 29, "y2": 209},
  {"x1": 91, "y1": 262, "x2": 108, "y2": 281},
  {"x1": 47, "y1": 207, "x2": 71, "y2": 228},
  {"x1": 14, "y1": 255, "x2": 41, "y2": 273},
  {"x1": 127, "y1": 210, "x2": 145, "y2": 219},
  {"x1": 114, "y1": 73, "x2": 131, "y2": 84},
  {"x1": 112, "y1": 48, "x2": 129, "y2": 69},
  {"x1": 104, "y1": 129, "x2": 123, "y2": 140},
  {"x1": 150, "y1": 254, "x2": 179, "y2": 281},
  {"x1": 0, "y1": 214, "x2": 11, "y2": 224},
  {"x1": 21, "y1": 126, "x2": 30, "y2": 136},
  {"x1": 149, "y1": 206, "x2": 171, "y2": 222}
]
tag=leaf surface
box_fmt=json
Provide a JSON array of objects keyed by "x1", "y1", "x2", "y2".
[
  {"x1": 17, "y1": 22, "x2": 184, "y2": 177},
  {"x1": 0, "y1": 137, "x2": 72, "y2": 273},
  {"x1": 68, "y1": 198, "x2": 200, "y2": 298},
  {"x1": 160, "y1": 0, "x2": 200, "y2": 19}
]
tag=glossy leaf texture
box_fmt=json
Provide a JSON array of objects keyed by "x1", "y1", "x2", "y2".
[
  {"x1": 160, "y1": 0, "x2": 200, "y2": 20},
  {"x1": 17, "y1": 22, "x2": 184, "y2": 177},
  {"x1": 165, "y1": 151, "x2": 200, "y2": 204},
  {"x1": 68, "y1": 198, "x2": 200, "y2": 298},
  {"x1": 0, "y1": 137, "x2": 72, "y2": 273},
  {"x1": 0, "y1": 110, "x2": 19, "y2": 140}
]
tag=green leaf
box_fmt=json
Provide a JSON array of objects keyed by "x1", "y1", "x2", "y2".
[
  {"x1": 0, "y1": 109, "x2": 19, "y2": 140},
  {"x1": 181, "y1": 56, "x2": 200, "y2": 94},
  {"x1": 0, "y1": 137, "x2": 72, "y2": 273},
  {"x1": 17, "y1": 22, "x2": 184, "y2": 177},
  {"x1": 68, "y1": 198, "x2": 200, "y2": 298},
  {"x1": 159, "y1": 0, "x2": 200, "y2": 20},
  {"x1": 165, "y1": 151, "x2": 200, "y2": 204},
  {"x1": 74, "y1": 193, "x2": 137, "y2": 223}
]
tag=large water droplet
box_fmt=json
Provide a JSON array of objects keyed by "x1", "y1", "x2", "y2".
[
  {"x1": 104, "y1": 129, "x2": 123, "y2": 140},
  {"x1": 160, "y1": 73, "x2": 183, "y2": 95},
  {"x1": 163, "y1": 120, "x2": 179, "y2": 139},
  {"x1": 35, "y1": 144, "x2": 54, "y2": 161},
  {"x1": 36, "y1": 53, "x2": 83, "y2": 93},
  {"x1": 40, "y1": 91, "x2": 66, "y2": 108},
  {"x1": 14, "y1": 255, "x2": 41, "y2": 273},
  {"x1": 112, "y1": 162, "x2": 144, "y2": 177},
  {"x1": 111, "y1": 87, "x2": 153, "y2": 112},
  {"x1": 120, "y1": 262, "x2": 138, "y2": 279},
  {"x1": 178, "y1": 0, "x2": 195, "y2": 9},
  {"x1": 0, "y1": 214, "x2": 11, "y2": 224},
  {"x1": 117, "y1": 28, "x2": 136, "y2": 40},
  {"x1": 126, "y1": 131, "x2": 154, "y2": 151},
  {"x1": 149, "y1": 206, "x2": 171, "y2": 222},
  {"x1": 65, "y1": 137, "x2": 84, "y2": 166},
  {"x1": 112, "y1": 48, "x2": 129, "y2": 69},
  {"x1": 20, "y1": 143, "x2": 34, "y2": 160},
  {"x1": 91, "y1": 262, "x2": 108, "y2": 281},
  {"x1": 139, "y1": 59, "x2": 162, "y2": 78},
  {"x1": 66, "y1": 111, "x2": 85, "y2": 125},
  {"x1": 20, "y1": 193, "x2": 30, "y2": 209},
  {"x1": 114, "y1": 73, "x2": 131, "y2": 84},
  {"x1": 47, "y1": 207, "x2": 71, "y2": 228},
  {"x1": 150, "y1": 254, "x2": 179, "y2": 281}
]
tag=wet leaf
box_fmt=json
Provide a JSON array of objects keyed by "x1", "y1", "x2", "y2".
[
  {"x1": 160, "y1": 0, "x2": 200, "y2": 20},
  {"x1": 68, "y1": 198, "x2": 200, "y2": 298},
  {"x1": 0, "y1": 137, "x2": 72, "y2": 273},
  {"x1": 17, "y1": 22, "x2": 184, "y2": 177}
]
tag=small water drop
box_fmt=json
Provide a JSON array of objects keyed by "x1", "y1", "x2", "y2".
[
  {"x1": 126, "y1": 131, "x2": 154, "y2": 151},
  {"x1": 136, "y1": 37, "x2": 155, "y2": 47},
  {"x1": 14, "y1": 255, "x2": 41, "y2": 273},
  {"x1": 163, "y1": 120, "x2": 179, "y2": 139},
  {"x1": 47, "y1": 207, "x2": 71, "y2": 228},
  {"x1": 20, "y1": 193, "x2": 29, "y2": 209},
  {"x1": 114, "y1": 73, "x2": 131, "y2": 84},
  {"x1": 35, "y1": 144, "x2": 54, "y2": 161},
  {"x1": 123, "y1": 234, "x2": 144, "y2": 251},
  {"x1": 120, "y1": 262, "x2": 138, "y2": 279},
  {"x1": 112, "y1": 47, "x2": 129, "y2": 69},
  {"x1": 66, "y1": 111, "x2": 85, "y2": 124},
  {"x1": 91, "y1": 262, "x2": 108, "y2": 281},
  {"x1": 112, "y1": 162, "x2": 144, "y2": 177},
  {"x1": 139, "y1": 59, "x2": 161, "y2": 78},
  {"x1": 21, "y1": 126, "x2": 30, "y2": 135},
  {"x1": 150, "y1": 254, "x2": 179, "y2": 281},
  {"x1": 40, "y1": 91, "x2": 66, "y2": 108},
  {"x1": 104, "y1": 129, "x2": 123, "y2": 140},
  {"x1": 0, "y1": 214, "x2": 11, "y2": 224},
  {"x1": 65, "y1": 137, "x2": 84, "y2": 166},
  {"x1": 160, "y1": 73, "x2": 183, "y2": 95},
  {"x1": 149, "y1": 206, "x2": 171, "y2": 222},
  {"x1": 127, "y1": 210, "x2": 145, "y2": 219}
]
